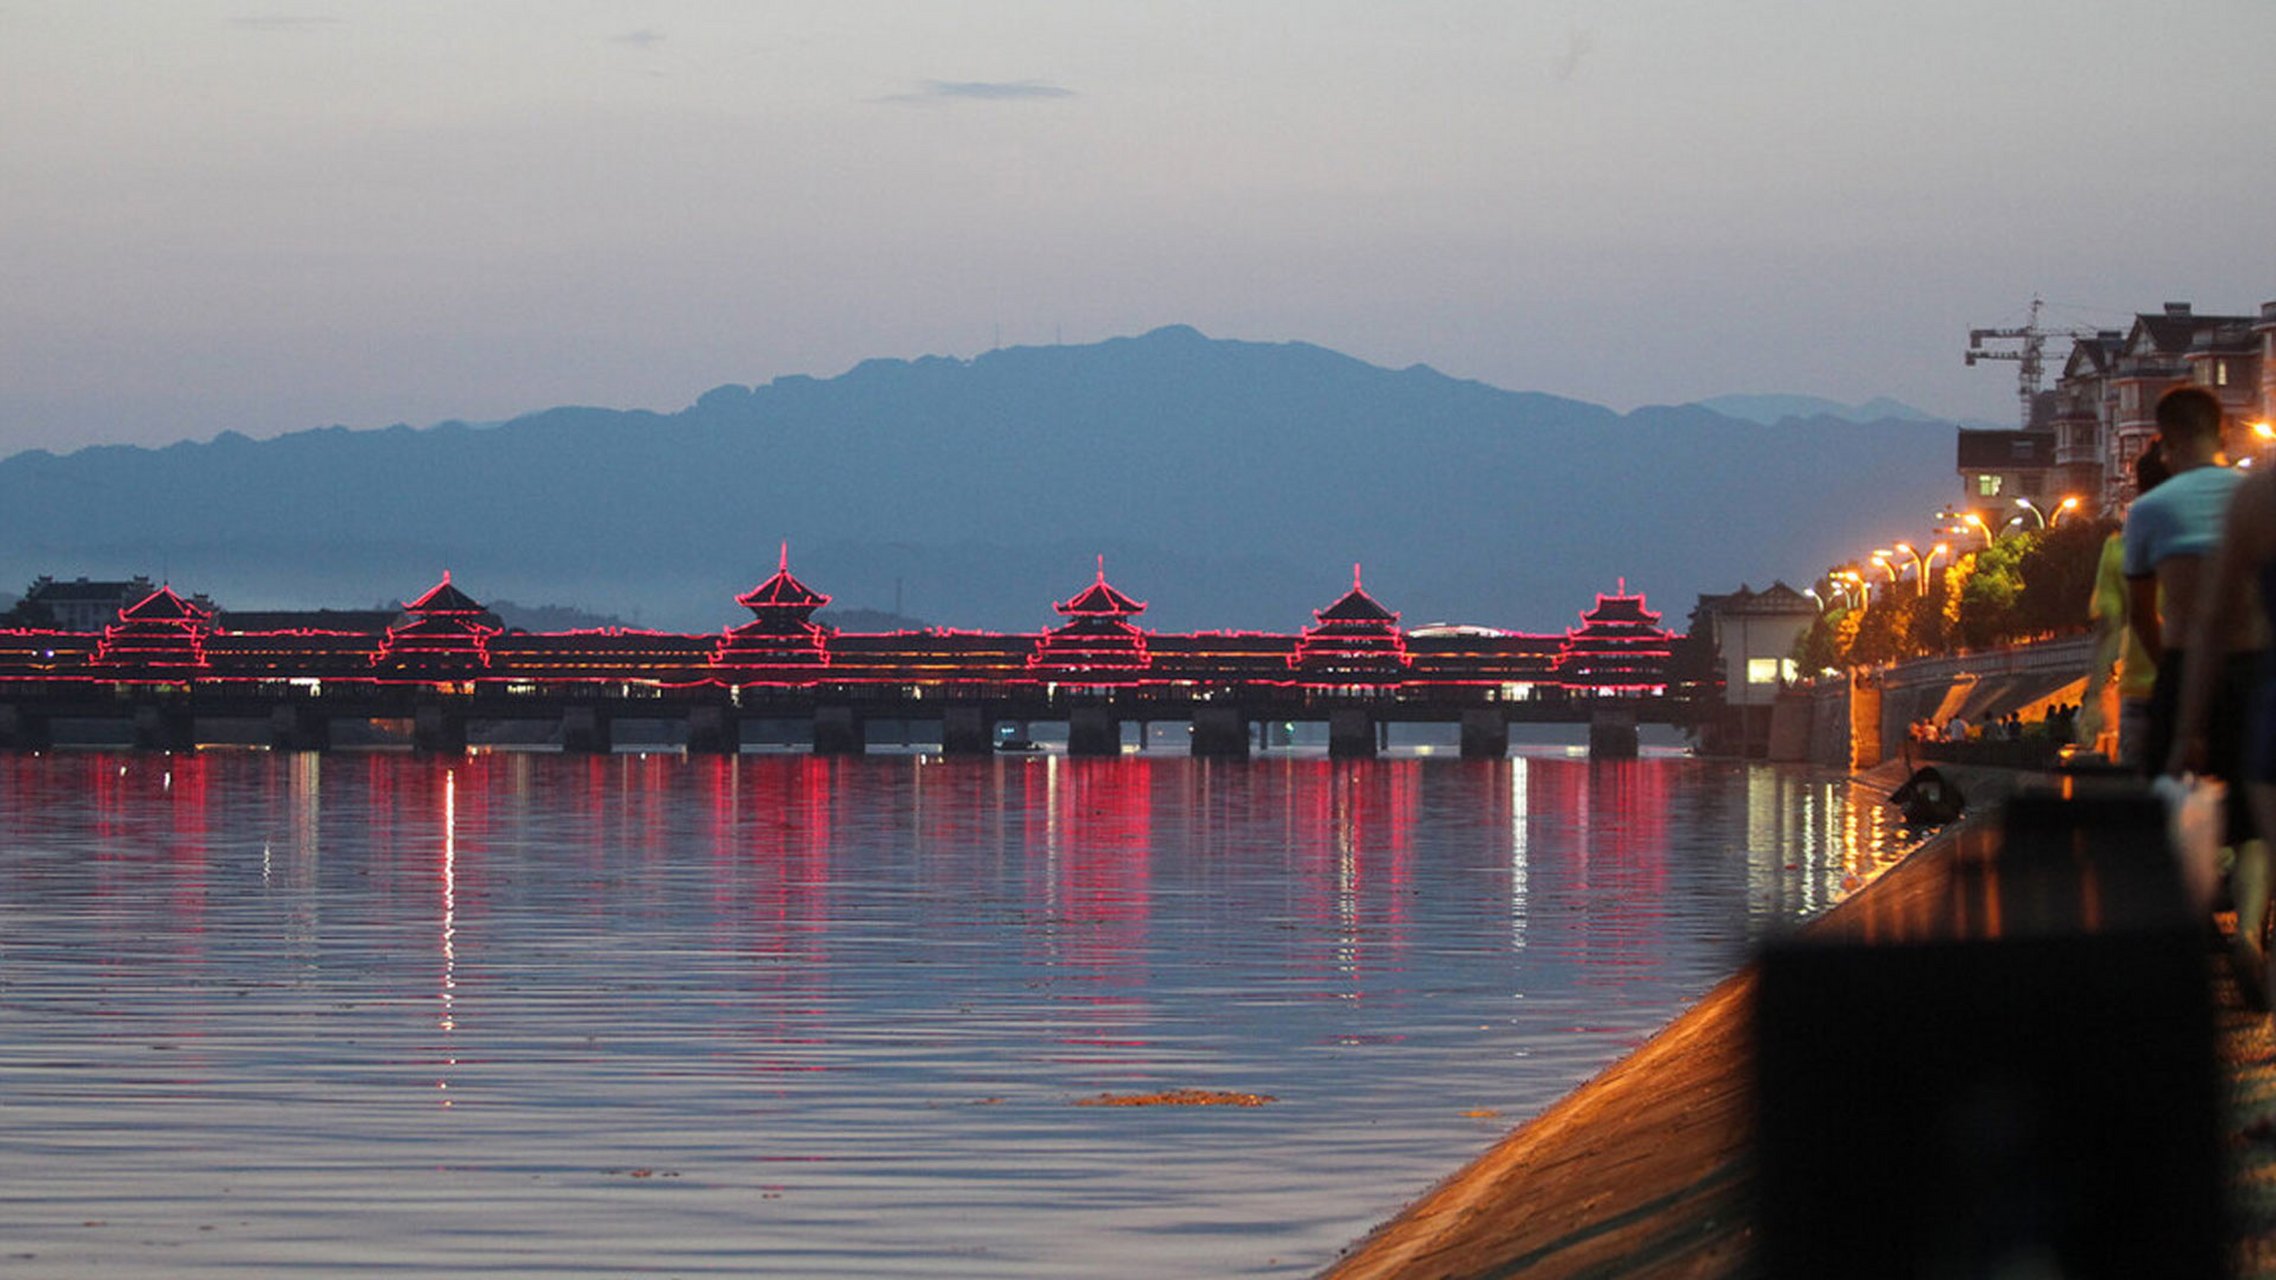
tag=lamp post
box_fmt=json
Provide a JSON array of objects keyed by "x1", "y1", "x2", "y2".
[
  {"x1": 2012, "y1": 497, "x2": 2049, "y2": 530},
  {"x1": 1869, "y1": 552, "x2": 1902, "y2": 600},
  {"x1": 1820, "y1": 568, "x2": 1862, "y2": 611},
  {"x1": 1958, "y1": 511, "x2": 1995, "y2": 548},
  {"x1": 1892, "y1": 541, "x2": 1949, "y2": 597},
  {"x1": 2049, "y1": 495, "x2": 2082, "y2": 525}
]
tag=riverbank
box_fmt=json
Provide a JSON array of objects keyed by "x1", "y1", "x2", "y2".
[{"x1": 1321, "y1": 761, "x2": 2276, "y2": 1278}]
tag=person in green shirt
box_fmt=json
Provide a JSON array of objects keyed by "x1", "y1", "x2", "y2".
[{"x1": 2081, "y1": 447, "x2": 2167, "y2": 765}]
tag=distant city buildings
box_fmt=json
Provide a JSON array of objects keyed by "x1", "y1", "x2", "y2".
[
  {"x1": 10, "y1": 576, "x2": 161, "y2": 631},
  {"x1": 1958, "y1": 299, "x2": 2276, "y2": 517},
  {"x1": 1686, "y1": 581, "x2": 1818, "y2": 758}
]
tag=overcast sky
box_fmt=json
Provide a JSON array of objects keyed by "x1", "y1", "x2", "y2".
[{"x1": 4, "y1": 1, "x2": 2271, "y2": 456}]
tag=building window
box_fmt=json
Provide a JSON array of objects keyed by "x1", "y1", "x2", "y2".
[
  {"x1": 1746, "y1": 657, "x2": 1781, "y2": 686},
  {"x1": 2121, "y1": 384, "x2": 2139, "y2": 413},
  {"x1": 1977, "y1": 473, "x2": 2003, "y2": 497},
  {"x1": 2216, "y1": 359, "x2": 2230, "y2": 387}
]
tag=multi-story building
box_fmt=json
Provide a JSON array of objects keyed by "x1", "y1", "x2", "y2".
[{"x1": 2013, "y1": 300, "x2": 2273, "y2": 514}]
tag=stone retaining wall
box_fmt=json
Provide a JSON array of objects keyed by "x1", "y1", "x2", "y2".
[{"x1": 1768, "y1": 635, "x2": 2098, "y2": 770}]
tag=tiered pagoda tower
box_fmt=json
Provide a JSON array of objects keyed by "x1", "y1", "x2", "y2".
[
  {"x1": 1028, "y1": 558, "x2": 1151, "y2": 676},
  {"x1": 1554, "y1": 580, "x2": 1673, "y2": 692},
  {"x1": 713, "y1": 544, "x2": 833, "y2": 675},
  {"x1": 1291, "y1": 565, "x2": 1408, "y2": 679},
  {"x1": 373, "y1": 572, "x2": 499, "y2": 677},
  {"x1": 95, "y1": 584, "x2": 211, "y2": 676}
]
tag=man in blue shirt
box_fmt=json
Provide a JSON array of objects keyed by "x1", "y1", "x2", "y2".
[{"x1": 2130, "y1": 386, "x2": 2265, "y2": 1002}]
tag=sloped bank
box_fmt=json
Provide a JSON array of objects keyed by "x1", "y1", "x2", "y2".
[{"x1": 1317, "y1": 760, "x2": 2016, "y2": 1279}]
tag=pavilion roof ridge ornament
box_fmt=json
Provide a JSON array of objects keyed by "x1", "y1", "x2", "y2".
[
  {"x1": 1054, "y1": 556, "x2": 1146, "y2": 618},
  {"x1": 1313, "y1": 562, "x2": 1399, "y2": 625},
  {"x1": 735, "y1": 541, "x2": 831, "y2": 614}
]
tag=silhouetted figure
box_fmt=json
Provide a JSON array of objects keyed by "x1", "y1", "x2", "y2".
[
  {"x1": 1889, "y1": 765, "x2": 1965, "y2": 827},
  {"x1": 2141, "y1": 387, "x2": 2270, "y2": 1007}
]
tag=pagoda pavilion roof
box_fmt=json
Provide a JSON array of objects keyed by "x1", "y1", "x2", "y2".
[
  {"x1": 1314, "y1": 565, "x2": 1398, "y2": 624},
  {"x1": 403, "y1": 572, "x2": 487, "y2": 617},
  {"x1": 736, "y1": 544, "x2": 831, "y2": 611},
  {"x1": 118, "y1": 583, "x2": 212, "y2": 624},
  {"x1": 1574, "y1": 583, "x2": 1661, "y2": 629},
  {"x1": 1055, "y1": 558, "x2": 1146, "y2": 618}
]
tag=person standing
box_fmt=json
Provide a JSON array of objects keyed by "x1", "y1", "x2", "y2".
[
  {"x1": 2084, "y1": 447, "x2": 2170, "y2": 764},
  {"x1": 2134, "y1": 387, "x2": 2268, "y2": 1002}
]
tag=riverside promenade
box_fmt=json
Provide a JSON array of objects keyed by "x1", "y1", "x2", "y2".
[{"x1": 1321, "y1": 761, "x2": 2276, "y2": 1279}]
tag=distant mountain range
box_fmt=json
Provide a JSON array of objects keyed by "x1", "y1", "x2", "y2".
[
  {"x1": 1688, "y1": 393, "x2": 1940, "y2": 426},
  {"x1": 0, "y1": 326, "x2": 1961, "y2": 633}
]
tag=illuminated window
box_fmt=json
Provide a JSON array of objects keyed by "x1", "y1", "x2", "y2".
[
  {"x1": 2216, "y1": 360, "x2": 2231, "y2": 387},
  {"x1": 1746, "y1": 657, "x2": 1781, "y2": 685},
  {"x1": 1977, "y1": 473, "x2": 2003, "y2": 498}
]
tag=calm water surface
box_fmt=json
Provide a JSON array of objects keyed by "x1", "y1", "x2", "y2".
[{"x1": 0, "y1": 748, "x2": 1915, "y2": 1277}]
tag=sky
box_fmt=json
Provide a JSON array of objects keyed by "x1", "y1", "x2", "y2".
[{"x1": 4, "y1": 1, "x2": 2273, "y2": 457}]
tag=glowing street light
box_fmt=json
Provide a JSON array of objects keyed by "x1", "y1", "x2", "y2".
[
  {"x1": 1956, "y1": 511, "x2": 1995, "y2": 548},
  {"x1": 1820, "y1": 568, "x2": 1863, "y2": 610},
  {"x1": 1891, "y1": 541, "x2": 1949, "y2": 596},
  {"x1": 2012, "y1": 497, "x2": 2052, "y2": 529}
]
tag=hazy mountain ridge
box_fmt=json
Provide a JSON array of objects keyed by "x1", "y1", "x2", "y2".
[{"x1": 0, "y1": 326, "x2": 1957, "y2": 632}]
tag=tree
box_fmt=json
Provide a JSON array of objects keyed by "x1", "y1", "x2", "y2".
[
  {"x1": 1957, "y1": 534, "x2": 2030, "y2": 649},
  {"x1": 2009, "y1": 517, "x2": 2115, "y2": 639},
  {"x1": 1848, "y1": 590, "x2": 1919, "y2": 666}
]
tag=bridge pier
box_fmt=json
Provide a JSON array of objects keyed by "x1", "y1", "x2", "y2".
[
  {"x1": 1191, "y1": 706, "x2": 1250, "y2": 759},
  {"x1": 1328, "y1": 708, "x2": 1377, "y2": 760},
  {"x1": 1461, "y1": 708, "x2": 1509, "y2": 759},
  {"x1": 133, "y1": 702, "x2": 197, "y2": 752},
  {"x1": 1588, "y1": 703, "x2": 1640, "y2": 759},
  {"x1": 941, "y1": 704, "x2": 994, "y2": 756},
  {"x1": 413, "y1": 700, "x2": 468, "y2": 754},
  {"x1": 1067, "y1": 707, "x2": 1122, "y2": 757},
  {"x1": 813, "y1": 705, "x2": 866, "y2": 756},
  {"x1": 685, "y1": 704, "x2": 741, "y2": 755},
  {"x1": 0, "y1": 704, "x2": 53, "y2": 751},
  {"x1": 560, "y1": 705, "x2": 613, "y2": 754},
  {"x1": 268, "y1": 703, "x2": 332, "y2": 753}
]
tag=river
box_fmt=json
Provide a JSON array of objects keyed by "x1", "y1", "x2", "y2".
[{"x1": 0, "y1": 746, "x2": 1915, "y2": 1277}]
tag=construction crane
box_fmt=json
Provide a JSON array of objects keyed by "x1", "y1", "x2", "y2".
[{"x1": 1965, "y1": 296, "x2": 2096, "y2": 430}]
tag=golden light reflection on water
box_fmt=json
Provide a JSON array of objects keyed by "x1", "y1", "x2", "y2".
[{"x1": 1510, "y1": 755, "x2": 1531, "y2": 953}]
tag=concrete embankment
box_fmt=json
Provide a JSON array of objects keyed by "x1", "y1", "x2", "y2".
[
  {"x1": 1319, "y1": 759, "x2": 2276, "y2": 1279},
  {"x1": 1317, "y1": 758, "x2": 1927, "y2": 1280},
  {"x1": 1767, "y1": 636, "x2": 2096, "y2": 770}
]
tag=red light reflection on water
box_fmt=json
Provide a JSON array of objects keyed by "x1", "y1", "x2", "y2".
[
  {"x1": 1284, "y1": 761, "x2": 1423, "y2": 993},
  {"x1": 699, "y1": 755, "x2": 838, "y2": 1081},
  {"x1": 1518, "y1": 758, "x2": 1677, "y2": 990},
  {"x1": 1029, "y1": 758, "x2": 1157, "y2": 1055}
]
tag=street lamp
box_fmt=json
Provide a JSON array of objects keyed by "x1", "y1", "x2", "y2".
[
  {"x1": 1891, "y1": 541, "x2": 1948, "y2": 596},
  {"x1": 2021, "y1": 489, "x2": 2075, "y2": 526},
  {"x1": 1958, "y1": 511, "x2": 1995, "y2": 548}
]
